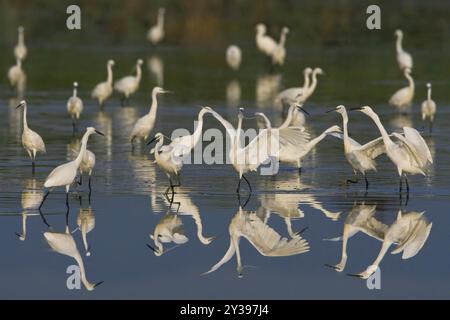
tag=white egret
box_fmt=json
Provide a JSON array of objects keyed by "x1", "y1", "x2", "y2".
[
  {"x1": 67, "y1": 82, "x2": 83, "y2": 132},
  {"x1": 16, "y1": 100, "x2": 46, "y2": 173},
  {"x1": 79, "y1": 148, "x2": 96, "y2": 192},
  {"x1": 147, "y1": 55, "x2": 164, "y2": 86},
  {"x1": 44, "y1": 224, "x2": 103, "y2": 290},
  {"x1": 226, "y1": 45, "x2": 242, "y2": 71},
  {"x1": 14, "y1": 26, "x2": 27, "y2": 61},
  {"x1": 76, "y1": 207, "x2": 95, "y2": 256},
  {"x1": 389, "y1": 67, "x2": 414, "y2": 112},
  {"x1": 8, "y1": 58, "x2": 26, "y2": 90},
  {"x1": 91, "y1": 59, "x2": 115, "y2": 107},
  {"x1": 148, "y1": 213, "x2": 188, "y2": 256},
  {"x1": 39, "y1": 127, "x2": 104, "y2": 210},
  {"x1": 421, "y1": 83, "x2": 436, "y2": 132},
  {"x1": 271, "y1": 27, "x2": 289, "y2": 66},
  {"x1": 353, "y1": 106, "x2": 433, "y2": 192},
  {"x1": 203, "y1": 206, "x2": 309, "y2": 277},
  {"x1": 16, "y1": 179, "x2": 43, "y2": 241},
  {"x1": 275, "y1": 67, "x2": 312, "y2": 109},
  {"x1": 395, "y1": 29, "x2": 413, "y2": 71},
  {"x1": 130, "y1": 86, "x2": 170, "y2": 145},
  {"x1": 147, "y1": 8, "x2": 165, "y2": 45},
  {"x1": 114, "y1": 59, "x2": 144, "y2": 104},
  {"x1": 255, "y1": 23, "x2": 277, "y2": 58},
  {"x1": 326, "y1": 105, "x2": 387, "y2": 189},
  {"x1": 209, "y1": 107, "x2": 308, "y2": 192},
  {"x1": 302, "y1": 67, "x2": 324, "y2": 102}
]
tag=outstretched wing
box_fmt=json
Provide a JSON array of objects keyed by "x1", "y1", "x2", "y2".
[
  {"x1": 403, "y1": 127, "x2": 433, "y2": 164},
  {"x1": 358, "y1": 136, "x2": 387, "y2": 159},
  {"x1": 327, "y1": 132, "x2": 361, "y2": 148}
]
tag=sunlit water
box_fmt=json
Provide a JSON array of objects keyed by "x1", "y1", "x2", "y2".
[{"x1": 0, "y1": 42, "x2": 449, "y2": 299}]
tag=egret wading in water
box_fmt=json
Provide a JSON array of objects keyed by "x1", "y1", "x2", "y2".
[
  {"x1": 275, "y1": 67, "x2": 312, "y2": 109},
  {"x1": 255, "y1": 23, "x2": 277, "y2": 63},
  {"x1": 79, "y1": 148, "x2": 96, "y2": 193},
  {"x1": 8, "y1": 58, "x2": 26, "y2": 92},
  {"x1": 271, "y1": 27, "x2": 289, "y2": 66},
  {"x1": 17, "y1": 101, "x2": 46, "y2": 174},
  {"x1": 147, "y1": 8, "x2": 165, "y2": 45},
  {"x1": 209, "y1": 107, "x2": 307, "y2": 193},
  {"x1": 226, "y1": 45, "x2": 242, "y2": 71},
  {"x1": 67, "y1": 82, "x2": 83, "y2": 132},
  {"x1": 352, "y1": 106, "x2": 433, "y2": 193},
  {"x1": 14, "y1": 26, "x2": 27, "y2": 62},
  {"x1": 130, "y1": 86, "x2": 171, "y2": 146},
  {"x1": 421, "y1": 83, "x2": 436, "y2": 133},
  {"x1": 326, "y1": 105, "x2": 387, "y2": 190},
  {"x1": 395, "y1": 29, "x2": 413, "y2": 71},
  {"x1": 114, "y1": 59, "x2": 143, "y2": 105},
  {"x1": 389, "y1": 68, "x2": 414, "y2": 113},
  {"x1": 39, "y1": 127, "x2": 104, "y2": 210},
  {"x1": 91, "y1": 59, "x2": 115, "y2": 108}
]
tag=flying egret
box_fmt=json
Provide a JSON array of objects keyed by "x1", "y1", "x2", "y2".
[
  {"x1": 14, "y1": 26, "x2": 27, "y2": 61},
  {"x1": 395, "y1": 29, "x2": 413, "y2": 71},
  {"x1": 209, "y1": 107, "x2": 308, "y2": 193},
  {"x1": 67, "y1": 82, "x2": 83, "y2": 132},
  {"x1": 114, "y1": 59, "x2": 144, "y2": 105},
  {"x1": 147, "y1": 8, "x2": 165, "y2": 45},
  {"x1": 8, "y1": 58, "x2": 26, "y2": 91},
  {"x1": 275, "y1": 67, "x2": 312, "y2": 109},
  {"x1": 352, "y1": 106, "x2": 433, "y2": 193},
  {"x1": 130, "y1": 86, "x2": 170, "y2": 145},
  {"x1": 16, "y1": 100, "x2": 46, "y2": 173},
  {"x1": 203, "y1": 206, "x2": 309, "y2": 277},
  {"x1": 44, "y1": 223, "x2": 103, "y2": 290},
  {"x1": 226, "y1": 45, "x2": 242, "y2": 71},
  {"x1": 91, "y1": 59, "x2": 115, "y2": 107},
  {"x1": 271, "y1": 27, "x2": 289, "y2": 66},
  {"x1": 255, "y1": 23, "x2": 277, "y2": 59},
  {"x1": 421, "y1": 83, "x2": 436, "y2": 132},
  {"x1": 389, "y1": 67, "x2": 414, "y2": 113},
  {"x1": 326, "y1": 105, "x2": 387, "y2": 189},
  {"x1": 39, "y1": 127, "x2": 104, "y2": 210},
  {"x1": 76, "y1": 206, "x2": 95, "y2": 256}
]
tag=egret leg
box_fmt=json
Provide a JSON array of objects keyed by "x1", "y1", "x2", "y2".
[
  {"x1": 346, "y1": 178, "x2": 358, "y2": 184},
  {"x1": 31, "y1": 161, "x2": 35, "y2": 175},
  {"x1": 65, "y1": 205, "x2": 70, "y2": 227},
  {"x1": 364, "y1": 175, "x2": 369, "y2": 190},
  {"x1": 88, "y1": 175, "x2": 92, "y2": 193},
  {"x1": 78, "y1": 174, "x2": 83, "y2": 186},
  {"x1": 236, "y1": 178, "x2": 242, "y2": 194},
  {"x1": 172, "y1": 174, "x2": 181, "y2": 188},
  {"x1": 242, "y1": 175, "x2": 252, "y2": 193},
  {"x1": 39, "y1": 190, "x2": 50, "y2": 210},
  {"x1": 66, "y1": 192, "x2": 69, "y2": 209},
  {"x1": 405, "y1": 176, "x2": 409, "y2": 193},
  {"x1": 399, "y1": 177, "x2": 403, "y2": 193}
]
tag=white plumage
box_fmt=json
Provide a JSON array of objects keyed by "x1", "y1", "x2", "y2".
[
  {"x1": 395, "y1": 29, "x2": 413, "y2": 71},
  {"x1": 389, "y1": 68, "x2": 414, "y2": 112},
  {"x1": 91, "y1": 59, "x2": 115, "y2": 107},
  {"x1": 226, "y1": 45, "x2": 242, "y2": 70},
  {"x1": 271, "y1": 27, "x2": 289, "y2": 66},
  {"x1": 8, "y1": 59, "x2": 26, "y2": 89},
  {"x1": 275, "y1": 67, "x2": 312, "y2": 109},
  {"x1": 147, "y1": 8, "x2": 165, "y2": 45},
  {"x1": 14, "y1": 26, "x2": 27, "y2": 61},
  {"x1": 77, "y1": 207, "x2": 95, "y2": 256},
  {"x1": 67, "y1": 82, "x2": 83, "y2": 129},
  {"x1": 421, "y1": 83, "x2": 436, "y2": 129},
  {"x1": 255, "y1": 23, "x2": 277, "y2": 57},
  {"x1": 114, "y1": 59, "x2": 143, "y2": 101}
]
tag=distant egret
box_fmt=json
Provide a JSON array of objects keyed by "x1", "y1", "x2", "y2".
[
  {"x1": 389, "y1": 68, "x2": 414, "y2": 112},
  {"x1": 130, "y1": 86, "x2": 170, "y2": 145},
  {"x1": 114, "y1": 59, "x2": 144, "y2": 105},
  {"x1": 421, "y1": 83, "x2": 436, "y2": 132},
  {"x1": 226, "y1": 45, "x2": 242, "y2": 71},
  {"x1": 147, "y1": 8, "x2": 165, "y2": 45},
  {"x1": 302, "y1": 67, "x2": 325, "y2": 103},
  {"x1": 395, "y1": 29, "x2": 413, "y2": 71},
  {"x1": 271, "y1": 27, "x2": 289, "y2": 66},
  {"x1": 326, "y1": 105, "x2": 387, "y2": 189},
  {"x1": 8, "y1": 58, "x2": 26, "y2": 91},
  {"x1": 275, "y1": 67, "x2": 312, "y2": 108},
  {"x1": 255, "y1": 23, "x2": 277, "y2": 58},
  {"x1": 16, "y1": 100, "x2": 46, "y2": 173},
  {"x1": 352, "y1": 106, "x2": 433, "y2": 193},
  {"x1": 39, "y1": 127, "x2": 104, "y2": 210},
  {"x1": 91, "y1": 59, "x2": 115, "y2": 107},
  {"x1": 67, "y1": 82, "x2": 83, "y2": 132},
  {"x1": 14, "y1": 26, "x2": 27, "y2": 61}
]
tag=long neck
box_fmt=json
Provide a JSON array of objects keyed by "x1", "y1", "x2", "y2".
[
  {"x1": 303, "y1": 72, "x2": 310, "y2": 90},
  {"x1": 73, "y1": 85, "x2": 77, "y2": 98},
  {"x1": 158, "y1": 12, "x2": 164, "y2": 27},
  {"x1": 306, "y1": 129, "x2": 328, "y2": 151},
  {"x1": 18, "y1": 31, "x2": 24, "y2": 45},
  {"x1": 405, "y1": 72, "x2": 414, "y2": 91},
  {"x1": 396, "y1": 35, "x2": 403, "y2": 53},
  {"x1": 73, "y1": 251, "x2": 95, "y2": 290},
  {"x1": 149, "y1": 91, "x2": 158, "y2": 115},
  {"x1": 368, "y1": 112, "x2": 392, "y2": 146},
  {"x1": 81, "y1": 223, "x2": 89, "y2": 253},
  {"x1": 191, "y1": 211, "x2": 210, "y2": 245},
  {"x1": 22, "y1": 105, "x2": 28, "y2": 129},
  {"x1": 281, "y1": 105, "x2": 295, "y2": 128},
  {"x1": 307, "y1": 72, "x2": 318, "y2": 97},
  {"x1": 235, "y1": 116, "x2": 243, "y2": 149},
  {"x1": 279, "y1": 32, "x2": 287, "y2": 46},
  {"x1": 192, "y1": 112, "x2": 206, "y2": 146},
  {"x1": 106, "y1": 64, "x2": 113, "y2": 86},
  {"x1": 154, "y1": 138, "x2": 164, "y2": 160},
  {"x1": 427, "y1": 87, "x2": 432, "y2": 101},
  {"x1": 136, "y1": 64, "x2": 142, "y2": 83},
  {"x1": 341, "y1": 111, "x2": 350, "y2": 151},
  {"x1": 75, "y1": 134, "x2": 89, "y2": 166}
]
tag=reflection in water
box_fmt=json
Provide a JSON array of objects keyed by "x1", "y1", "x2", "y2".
[
  {"x1": 94, "y1": 111, "x2": 113, "y2": 160},
  {"x1": 256, "y1": 73, "x2": 281, "y2": 108},
  {"x1": 8, "y1": 97, "x2": 22, "y2": 139},
  {"x1": 147, "y1": 55, "x2": 164, "y2": 87},
  {"x1": 17, "y1": 179, "x2": 43, "y2": 241},
  {"x1": 204, "y1": 205, "x2": 310, "y2": 278},
  {"x1": 326, "y1": 201, "x2": 432, "y2": 279},
  {"x1": 390, "y1": 113, "x2": 413, "y2": 130},
  {"x1": 77, "y1": 206, "x2": 95, "y2": 256},
  {"x1": 226, "y1": 80, "x2": 241, "y2": 107},
  {"x1": 150, "y1": 212, "x2": 188, "y2": 256}
]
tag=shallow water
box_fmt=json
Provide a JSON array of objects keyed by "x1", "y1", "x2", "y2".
[{"x1": 1, "y1": 8, "x2": 450, "y2": 298}]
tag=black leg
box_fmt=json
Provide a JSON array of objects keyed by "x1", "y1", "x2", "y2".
[
  {"x1": 346, "y1": 179, "x2": 358, "y2": 184},
  {"x1": 78, "y1": 174, "x2": 83, "y2": 186},
  {"x1": 39, "y1": 190, "x2": 50, "y2": 210},
  {"x1": 298, "y1": 167, "x2": 302, "y2": 175},
  {"x1": 364, "y1": 175, "x2": 369, "y2": 190},
  {"x1": 236, "y1": 178, "x2": 242, "y2": 194},
  {"x1": 405, "y1": 176, "x2": 409, "y2": 193},
  {"x1": 399, "y1": 177, "x2": 403, "y2": 193},
  {"x1": 65, "y1": 205, "x2": 70, "y2": 227},
  {"x1": 65, "y1": 192, "x2": 69, "y2": 209},
  {"x1": 88, "y1": 176, "x2": 92, "y2": 193},
  {"x1": 242, "y1": 175, "x2": 252, "y2": 193},
  {"x1": 32, "y1": 161, "x2": 35, "y2": 175}
]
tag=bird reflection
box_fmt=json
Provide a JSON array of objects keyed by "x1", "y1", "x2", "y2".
[
  {"x1": 8, "y1": 97, "x2": 22, "y2": 138},
  {"x1": 390, "y1": 113, "x2": 413, "y2": 130},
  {"x1": 203, "y1": 205, "x2": 310, "y2": 278},
  {"x1": 226, "y1": 80, "x2": 241, "y2": 107},
  {"x1": 76, "y1": 206, "x2": 95, "y2": 256},
  {"x1": 17, "y1": 179, "x2": 43, "y2": 241},
  {"x1": 147, "y1": 55, "x2": 164, "y2": 87},
  {"x1": 256, "y1": 73, "x2": 281, "y2": 108},
  {"x1": 326, "y1": 201, "x2": 432, "y2": 279}
]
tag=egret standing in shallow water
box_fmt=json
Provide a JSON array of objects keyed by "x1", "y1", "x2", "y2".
[
  {"x1": 130, "y1": 86, "x2": 170, "y2": 146},
  {"x1": 79, "y1": 148, "x2": 96, "y2": 193},
  {"x1": 326, "y1": 105, "x2": 387, "y2": 189},
  {"x1": 147, "y1": 8, "x2": 165, "y2": 45},
  {"x1": 39, "y1": 127, "x2": 104, "y2": 210},
  {"x1": 389, "y1": 68, "x2": 414, "y2": 113},
  {"x1": 226, "y1": 45, "x2": 242, "y2": 71},
  {"x1": 275, "y1": 67, "x2": 312, "y2": 109},
  {"x1": 421, "y1": 83, "x2": 436, "y2": 133},
  {"x1": 67, "y1": 82, "x2": 83, "y2": 132},
  {"x1": 114, "y1": 59, "x2": 143, "y2": 105},
  {"x1": 352, "y1": 106, "x2": 433, "y2": 193},
  {"x1": 395, "y1": 29, "x2": 413, "y2": 71},
  {"x1": 8, "y1": 58, "x2": 26, "y2": 91},
  {"x1": 271, "y1": 27, "x2": 289, "y2": 66},
  {"x1": 14, "y1": 26, "x2": 27, "y2": 62},
  {"x1": 255, "y1": 24, "x2": 277, "y2": 60},
  {"x1": 91, "y1": 59, "x2": 115, "y2": 107},
  {"x1": 17, "y1": 101, "x2": 46, "y2": 173}
]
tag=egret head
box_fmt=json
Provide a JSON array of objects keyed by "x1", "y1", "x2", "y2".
[
  {"x1": 86, "y1": 126, "x2": 104, "y2": 136},
  {"x1": 395, "y1": 29, "x2": 403, "y2": 38},
  {"x1": 256, "y1": 23, "x2": 266, "y2": 34},
  {"x1": 108, "y1": 59, "x2": 115, "y2": 66},
  {"x1": 147, "y1": 132, "x2": 164, "y2": 146},
  {"x1": 73, "y1": 81, "x2": 78, "y2": 88},
  {"x1": 282, "y1": 26, "x2": 290, "y2": 34},
  {"x1": 200, "y1": 106, "x2": 214, "y2": 115},
  {"x1": 18, "y1": 26, "x2": 24, "y2": 33},
  {"x1": 326, "y1": 104, "x2": 346, "y2": 114},
  {"x1": 153, "y1": 86, "x2": 171, "y2": 95},
  {"x1": 426, "y1": 82, "x2": 431, "y2": 89},
  {"x1": 350, "y1": 105, "x2": 375, "y2": 117},
  {"x1": 314, "y1": 67, "x2": 325, "y2": 76},
  {"x1": 238, "y1": 107, "x2": 245, "y2": 119},
  {"x1": 16, "y1": 100, "x2": 26, "y2": 109},
  {"x1": 304, "y1": 67, "x2": 313, "y2": 75},
  {"x1": 159, "y1": 7, "x2": 166, "y2": 15},
  {"x1": 137, "y1": 59, "x2": 144, "y2": 65}
]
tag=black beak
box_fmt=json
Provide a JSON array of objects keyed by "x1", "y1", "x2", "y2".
[
  {"x1": 147, "y1": 137, "x2": 157, "y2": 146},
  {"x1": 296, "y1": 105, "x2": 309, "y2": 115},
  {"x1": 94, "y1": 281, "x2": 104, "y2": 288},
  {"x1": 325, "y1": 108, "x2": 336, "y2": 113},
  {"x1": 16, "y1": 103, "x2": 24, "y2": 109},
  {"x1": 146, "y1": 243, "x2": 157, "y2": 253},
  {"x1": 95, "y1": 130, "x2": 104, "y2": 136},
  {"x1": 349, "y1": 107, "x2": 362, "y2": 111}
]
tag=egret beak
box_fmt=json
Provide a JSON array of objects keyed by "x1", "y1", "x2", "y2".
[
  {"x1": 162, "y1": 90, "x2": 173, "y2": 94},
  {"x1": 94, "y1": 281, "x2": 104, "y2": 288},
  {"x1": 325, "y1": 108, "x2": 337, "y2": 113},
  {"x1": 296, "y1": 105, "x2": 309, "y2": 115},
  {"x1": 16, "y1": 102, "x2": 25, "y2": 109},
  {"x1": 346, "y1": 273, "x2": 364, "y2": 278},
  {"x1": 95, "y1": 130, "x2": 104, "y2": 136},
  {"x1": 349, "y1": 107, "x2": 363, "y2": 111},
  {"x1": 146, "y1": 243, "x2": 158, "y2": 253},
  {"x1": 147, "y1": 137, "x2": 157, "y2": 146}
]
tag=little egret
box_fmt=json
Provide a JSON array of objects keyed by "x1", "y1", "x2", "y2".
[
  {"x1": 148, "y1": 213, "x2": 188, "y2": 256},
  {"x1": 275, "y1": 67, "x2": 312, "y2": 108},
  {"x1": 8, "y1": 58, "x2": 26, "y2": 90},
  {"x1": 17, "y1": 100, "x2": 46, "y2": 173},
  {"x1": 326, "y1": 105, "x2": 387, "y2": 189},
  {"x1": 395, "y1": 29, "x2": 413, "y2": 71},
  {"x1": 147, "y1": 8, "x2": 165, "y2": 45},
  {"x1": 421, "y1": 83, "x2": 436, "y2": 132},
  {"x1": 67, "y1": 82, "x2": 83, "y2": 132},
  {"x1": 76, "y1": 207, "x2": 95, "y2": 256},
  {"x1": 226, "y1": 45, "x2": 242, "y2": 70},
  {"x1": 389, "y1": 68, "x2": 414, "y2": 113},
  {"x1": 79, "y1": 148, "x2": 96, "y2": 192},
  {"x1": 130, "y1": 86, "x2": 170, "y2": 145},
  {"x1": 302, "y1": 67, "x2": 325, "y2": 103},
  {"x1": 255, "y1": 23, "x2": 277, "y2": 58},
  {"x1": 39, "y1": 127, "x2": 104, "y2": 210},
  {"x1": 91, "y1": 59, "x2": 115, "y2": 107},
  {"x1": 271, "y1": 27, "x2": 289, "y2": 66},
  {"x1": 352, "y1": 106, "x2": 433, "y2": 193},
  {"x1": 114, "y1": 59, "x2": 143, "y2": 105},
  {"x1": 14, "y1": 26, "x2": 27, "y2": 61}
]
